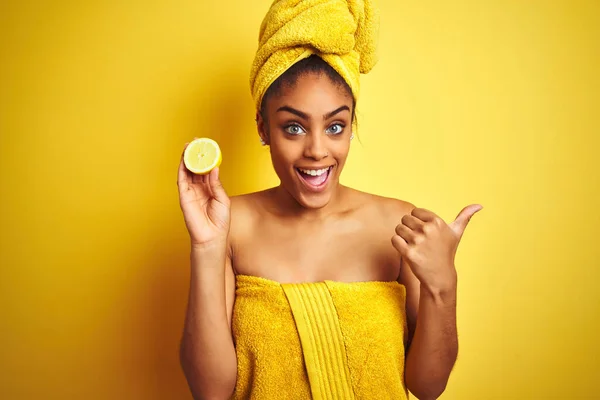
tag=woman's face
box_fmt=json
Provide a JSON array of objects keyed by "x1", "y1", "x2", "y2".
[{"x1": 258, "y1": 73, "x2": 353, "y2": 209}]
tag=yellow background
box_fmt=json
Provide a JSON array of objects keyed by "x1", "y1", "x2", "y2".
[{"x1": 1, "y1": 1, "x2": 598, "y2": 399}]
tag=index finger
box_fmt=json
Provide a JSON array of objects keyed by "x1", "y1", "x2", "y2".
[
  {"x1": 177, "y1": 143, "x2": 190, "y2": 187},
  {"x1": 411, "y1": 207, "x2": 440, "y2": 223}
]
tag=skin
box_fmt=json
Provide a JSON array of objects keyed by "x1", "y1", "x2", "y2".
[{"x1": 178, "y1": 72, "x2": 482, "y2": 400}]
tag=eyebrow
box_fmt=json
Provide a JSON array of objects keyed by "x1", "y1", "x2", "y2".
[
  {"x1": 276, "y1": 105, "x2": 350, "y2": 120},
  {"x1": 276, "y1": 106, "x2": 308, "y2": 120},
  {"x1": 323, "y1": 105, "x2": 350, "y2": 120}
]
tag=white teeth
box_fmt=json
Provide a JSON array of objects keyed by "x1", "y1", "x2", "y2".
[{"x1": 299, "y1": 167, "x2": 330, "y2": 176}]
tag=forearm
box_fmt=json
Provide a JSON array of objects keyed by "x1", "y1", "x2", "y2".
[
  {"x1": 405, "y1": 278, "x2": 458, "y2": 400},
  {"x1": 180, "y1": 242, "x2": 237, "y2": 400}
]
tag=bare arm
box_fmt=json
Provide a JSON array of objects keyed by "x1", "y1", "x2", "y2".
[
  {"x1": 180, "y1": 241, "x2": 237, "y2": 400},
  {"x1": 176, "y1": 146, "x2": 237, "y2": 400},
  {"x1": 399, "y1": 259, "x2": 457, "y2": 400},
  {"x1": 394, "y1": 201, "x2": 481, "y2": 399}
]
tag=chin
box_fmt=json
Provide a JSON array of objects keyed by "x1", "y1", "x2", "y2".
[{"x1": 289, "y1": 164, "x2": 338, "y2": 209}]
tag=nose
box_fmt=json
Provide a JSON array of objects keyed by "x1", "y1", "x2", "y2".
[{"x1": 303, "y1": 133, "x2": 328, "y2": 160}]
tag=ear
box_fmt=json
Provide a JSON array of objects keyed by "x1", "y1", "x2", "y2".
[{"x1": 256, "y1": 112, "x2": 269, "y2": 145}]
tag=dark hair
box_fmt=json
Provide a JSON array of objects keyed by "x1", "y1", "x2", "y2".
[{"x1": 259, "y1": 55, "x2": 356, "y2": 122}]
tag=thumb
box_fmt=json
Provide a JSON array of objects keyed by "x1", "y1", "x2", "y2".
[
  {"x1": 208, "y1": 167, "x2": 230, "y2": 206},
  {"x1": 450, "y1": 204, "x2": 483, "y2": 238}
]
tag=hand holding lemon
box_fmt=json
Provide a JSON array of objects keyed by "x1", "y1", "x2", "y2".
[{"x1": 177, "y1": 138, "x2": 230, "y2": 247}]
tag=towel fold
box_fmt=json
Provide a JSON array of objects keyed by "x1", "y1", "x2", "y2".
[
  {"x1": 282, "y1": 282, "x2": 355, "y2": 399},
  {"x1": 249, "y1": 0, "x2": 380, "y2": 110}
]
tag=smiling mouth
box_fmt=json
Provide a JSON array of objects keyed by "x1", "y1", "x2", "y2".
[{"x1": 295, "y1": 166, "x2": 333, "y2": 191}]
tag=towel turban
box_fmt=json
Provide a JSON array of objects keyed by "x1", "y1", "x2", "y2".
[{"x1": 249, "y1": 0, "x2": 380, "y2": 111}]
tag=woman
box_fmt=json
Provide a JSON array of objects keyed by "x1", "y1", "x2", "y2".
[{"x1": 178, "y1": 1, "x2": 482, "y2": 399}]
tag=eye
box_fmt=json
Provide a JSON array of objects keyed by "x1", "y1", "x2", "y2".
[
  {"x1": 284, "y1": 124, "x2": 305, "y2": 135},
  {"x1": 326, "y1": 123, "x2": 345, "y2": 135}
]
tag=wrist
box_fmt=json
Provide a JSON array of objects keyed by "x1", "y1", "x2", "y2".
[
  {"x1": 420, "y1": 270, "x2": 457, "y2": 305},
  {"x1": 191, "y1": 238, "x2": 228, "y2": 253},
  {"x1": 190, "y1": 240, "x2": 229, "y2": 273}
]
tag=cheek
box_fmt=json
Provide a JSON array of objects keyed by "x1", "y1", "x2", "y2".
[
  {"x1": 270, "y1": 141, "x2": 300, "y2": 168},
  {"x1": 332, "y1": 141, "x2": 351, "y2": 160}
]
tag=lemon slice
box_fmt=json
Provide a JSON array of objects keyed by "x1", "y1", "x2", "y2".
[{"x1": 184, "y1": 138, "x2": 222, "y2": 175}]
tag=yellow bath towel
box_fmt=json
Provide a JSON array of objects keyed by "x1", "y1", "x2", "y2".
[
  {"x1": 231, "y1": 275, "x2": 408, "y2": 399},
  {"x1": 249, "y1": 0, "x2": 380, "y2": 110}
]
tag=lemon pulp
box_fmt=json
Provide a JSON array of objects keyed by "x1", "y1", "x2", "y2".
[{"x1": 183, "y1": 138, "x2": 222, "y2": 175}]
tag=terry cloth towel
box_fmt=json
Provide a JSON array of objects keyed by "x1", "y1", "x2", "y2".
[
  {"x1": 231, "y1": 274, "x2": 409, "y2": 399},
  {"x1": 249, "y1": 0, "x2": 380, "y2": 110}
]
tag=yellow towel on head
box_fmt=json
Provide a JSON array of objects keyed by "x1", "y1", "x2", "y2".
[{"x1": 249, "y1": 0, "x2": 380, "y2": 110}]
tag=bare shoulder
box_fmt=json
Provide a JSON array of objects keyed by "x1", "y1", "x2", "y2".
[
  {"x1": 230, "y1": 192, "x2": 258, "y2": 218},
  {"x1": 376, "y1": 194, "x2": 416, "y2": 219},
  {"x1": 345, "y1": 187, "x2": 416, "y2": 226},
  {"x1": 229, "y1": 190, "x2": 270, "y2": 231},
  {"x1": 228, "y1": 189, "x2": 273, "y2": 258},
  {"x1": 342, "y1": 188, "x2": 416, "y2": 280},
  {"x1": 231, "y1": 187, "x2": 276, "y2": 211},
  {"x1": 373, "y1": 195, "x2": 416, "y2": 235}
]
